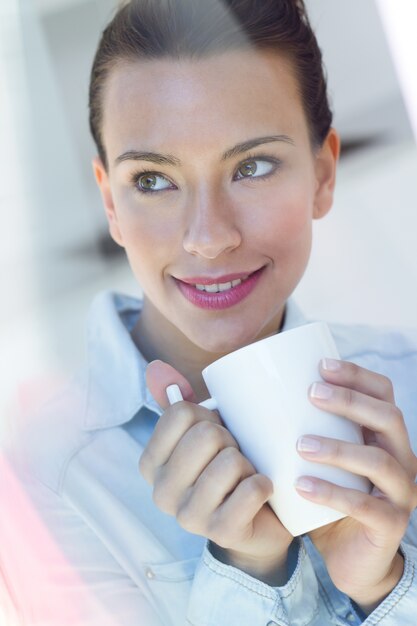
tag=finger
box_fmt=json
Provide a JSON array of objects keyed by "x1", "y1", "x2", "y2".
[
  {"x1": 146, "y1": 360, "x2": 197, "y2": 409},
  {"x1": 215, "y1": 473, "x2": 273, "y2": 537},
  {"x1": 154, "y1": 422, "x2": 239, "y2": 511},
  {"x1": 318, "y1": 359, "x2": 395, "y2": 404},
  {"x1": 295, "y1": 476, "x2": 408, "y2": 538},
  {"x1": 297, "y1": 435, "x2": 412, "y2": 507},
  {"x1": 308, "y1": 383, "x2": 411, "y2": 465},
  {"x1": 139, "y1": 401, "x2": 222, "y2": 484},
  {"x1": 175, "y1": 447, "x2": 255, "y2": 534}
]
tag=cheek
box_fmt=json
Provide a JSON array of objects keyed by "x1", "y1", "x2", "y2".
[
  {"x1": 114, "y1": 201, "x2": 182, "y2": 279},
  {"x1": 114, "y1": 188, "x2": 178, "y2": 244},
  {"x1": 249, "y1": 184, "x2": 314, "y2": 258}
]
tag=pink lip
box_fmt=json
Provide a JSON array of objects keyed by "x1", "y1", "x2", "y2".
[{"x1": 174, "y1": 266, "x2": 266, "y2": 310}]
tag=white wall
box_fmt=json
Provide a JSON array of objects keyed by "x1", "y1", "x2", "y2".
[
  {"x1": 295, "y1": 0, "x2": 417, "y2": 327},
  {"x1": 294, "y1": 139, "x2": 417, "y2": 327},
  {"x1": 306, "y1": 0, "x2": 408, "y2": 138}
]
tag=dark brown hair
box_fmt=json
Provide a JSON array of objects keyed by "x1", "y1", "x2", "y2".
[{"x1": 89, "y1": 0, "x2": 332, "y2": 168}]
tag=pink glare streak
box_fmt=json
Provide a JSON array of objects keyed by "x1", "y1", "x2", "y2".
[
  {"x1": 0, "y1": 454, "x2": 119, "y2": 624},
  {"x1": 17, "y1": 374, "x2": 68, "y2": 416}
]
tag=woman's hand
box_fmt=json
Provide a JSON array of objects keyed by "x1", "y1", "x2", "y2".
[
  {"x1": 140, "y1": 360, "x2": 293, "y2": 586},
  {"x1": 296, "y1": 358, "x2": 417, "y2": 614}
]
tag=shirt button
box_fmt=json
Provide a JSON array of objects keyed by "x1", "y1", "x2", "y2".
[
  {"x1": 347, "y1": 612, "x2": 356, "y2": 623},
  {"x1": 145, "y1": 567, "x2": 155, "y2": 580}
]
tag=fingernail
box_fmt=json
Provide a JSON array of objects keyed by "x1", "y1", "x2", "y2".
[
  {"x1": 310, "y1": 382, "x2": 333, "y2": 400},
  {"x1": 297, "y1": 436, "x2": 322, "y2": 453},
  {"x1": 295, "y1": 477, "x2": 316, "y2": 493},
  {"x1": 166, "y1": 384, "x2": 184, "y2": 405},
  {"x1": 321, "y1": 358, "x2": 341, "y2": 371}
]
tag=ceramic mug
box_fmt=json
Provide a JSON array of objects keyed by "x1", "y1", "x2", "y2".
[{"x1": 167, "y1": 322, "x2": 370, "y2": 536}]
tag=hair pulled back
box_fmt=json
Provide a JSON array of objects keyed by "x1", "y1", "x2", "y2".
[{"x1": 89, "y1": 0, "x2": 332, "y2": 168}]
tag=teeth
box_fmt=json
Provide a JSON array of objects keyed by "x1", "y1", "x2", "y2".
[
  {"x1": 194, "y1": 278, "x2": 244, "y2": 293},
  {"x1": 204, "y1": 283, "x2": 221, "y2": 293},
  {"x1": 218, "y1": 281, "x2": 233, "y2": 292}
]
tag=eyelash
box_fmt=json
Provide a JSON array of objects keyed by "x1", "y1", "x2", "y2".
[
  {"x1": 234, "y1": 152, "x2": 281, "y2": 182},
  {"x1": 129, "y1": 153, "x2": 282, "y2": 195},
  {"x1": 129, "y1": 170, "x2": 176, "y2": 194}
]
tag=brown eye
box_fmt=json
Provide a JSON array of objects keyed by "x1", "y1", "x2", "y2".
[
  {"x1": 136, "y1": 172, "x2": 173, "y2": 192},
  {"x1": 235, "y1": 158, "x2": 278, "y2": 181},
  {"x1": 237, "y1": 160, "x2": 258, "y2": 177}
]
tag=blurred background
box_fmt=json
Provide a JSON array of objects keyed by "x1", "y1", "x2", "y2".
[{"x1": 1, "y1": 0, "x2": 417, "y2": 432}]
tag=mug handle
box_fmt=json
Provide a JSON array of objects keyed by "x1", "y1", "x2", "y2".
[{"x1": 166, "y1": 384, "x2": 218, "y2": 411}]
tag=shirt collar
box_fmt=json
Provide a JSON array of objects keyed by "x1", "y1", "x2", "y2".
[
  {"x1": 83, "y1": 290, "x2": 307, "y2": 431},
  {"x1": 83, "y1": 291, "x2": 157, "y2": 431}
]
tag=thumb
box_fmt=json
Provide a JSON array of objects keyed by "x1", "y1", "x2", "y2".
[{"x1": 146, "y1": 360, "x2": 198, "y2": 410}]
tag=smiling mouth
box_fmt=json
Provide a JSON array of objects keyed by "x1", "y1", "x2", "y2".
[{"x1": 174, "y1": 266, "x2": 267, "y2": 310}]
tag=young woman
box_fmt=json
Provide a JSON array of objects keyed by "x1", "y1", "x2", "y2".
[{"x1": 3, "y1": 1, "x2": 417, "y2": 624}]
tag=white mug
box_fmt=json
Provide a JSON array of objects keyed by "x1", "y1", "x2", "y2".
[{"x1": 167, "y1": 322, "x2": 371, "y2": 536}]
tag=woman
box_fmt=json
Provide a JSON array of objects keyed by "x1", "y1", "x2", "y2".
[{"x1": 3, "y1": 0, "x2": 417, "y2": 624}]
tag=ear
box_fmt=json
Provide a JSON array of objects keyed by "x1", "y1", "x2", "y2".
[
  {"x1": 92, "y1": 156, "x2": 125, "y2": 247},
  {"x1": 312, "y1": 128, "x2": 340, "y2": 220}
]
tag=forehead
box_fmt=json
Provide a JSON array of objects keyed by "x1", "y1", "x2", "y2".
[{"x1": 102, "y1": 49, "x2": 308, "y2": 160}]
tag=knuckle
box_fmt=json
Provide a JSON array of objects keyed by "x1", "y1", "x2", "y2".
[
  {"x1": 175, "y1": 507, "x2": 190, "y2": 530},
  {"x1": 318, "y1": 482, "x2": 334, "y2": 507},
  {"x1": 176, "y1": 501, "x2": 201, "y2": 534},
  {"x1": 193, "y1": 419, "x2": 218, "y2": 439},
  {"x1": 202, "y1": 447, "x2": 244, "y2": 484},
  {"x1": 151, "y1": 483, "x2": 165, "y2": 509},
  {"x1": 346, "y1": 361, "x2": 360, "y2": 383},
  {"x1": 174, "y1": 402, "x2": 198, "y2": 428},
  {"x1": 343, "y1": 386, "x2": 356, "y2": 410},
  {"x1": 398, "y1": 512, "x2": 410, "y2": 535},
  {"x1": 370, "y1": 448, "x2": 392, "y2": 475},
  {"x1": 138, "y1": 450, "x2": 148, "y2": 476},
  {"x1": 244, "y1": 473, "x2": 271, "y2": 500},
  {"x1": 325, "y1": 438, "x2": 342, "y2": 463},
  {"x1": 174, "y1": 401, "x2": 221, "y2": 427},
  {"x1": 381, "y1": 375, "x2": 394, "y2": 397},
  {"x1": 201, "y1": 406, "x2": 223, "y2": 426},
  {"x1": 138, "y1": 449, "x2": 153, "y2": 483},
  {"x1": 412, "y1": 483, "x2": 417, "y2": 508},
  {"x1": 349, "y1": 493, "x2": 372, "y2": 519},
  {"x1": 193, "y1": 421, "x2": 232, "y2": 448},
  {"x1": 152, "y1": 479, "x2": 175, "y2": 514},
  {"x1": 404, "y1": 479, "x2": 417, "y2": 509},
  {"x1": 386, "y1": 403, "x2": 404, "y2": 426},
  {"x1": 397, "y1": 506, "x2": 409, "y2": 526},
  {"x1": 218, "y1": 446, "x2": 245, "y2": 470},
  {"x1": 204, "y1": 515, "x2": 218, "y2": 540},
  {"x1": 151, "y1": 485, "x2": 165, "y2": 510}
]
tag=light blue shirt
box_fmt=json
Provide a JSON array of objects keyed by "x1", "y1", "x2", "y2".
[{"x1": 2, "y1": 291, "x2": 417, "y2": 625}]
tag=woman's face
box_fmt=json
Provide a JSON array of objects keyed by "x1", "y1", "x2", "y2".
[{"x1": 94, "y1": 49, "x2": 339, "y2": 357}]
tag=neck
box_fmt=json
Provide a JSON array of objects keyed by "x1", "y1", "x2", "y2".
[
  {"x1": 131, "y1": 297, "x2": 286, "y2": 404},
  {"x1": 131, "y1": 300, "x2": 220, "y2": 403}
]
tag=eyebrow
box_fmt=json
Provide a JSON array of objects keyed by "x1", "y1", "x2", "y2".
[
  {"x1": 115, "y1": 151, "x2": 181, "y2": 167},
  {"x1": 221, "y1": 135, "x2": 295, "y2": 161},
  {"x1": 114, "y1": 134, "x2": 295, "y2": 167}
]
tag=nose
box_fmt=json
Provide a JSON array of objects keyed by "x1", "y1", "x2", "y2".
[{"x1": 182, "y1": 188, "x2": 242, "y2": 259}]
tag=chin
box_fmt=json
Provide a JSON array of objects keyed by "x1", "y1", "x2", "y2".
[{"x1": 189, "y1": 328, "x2": 258, "y2": 356}]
